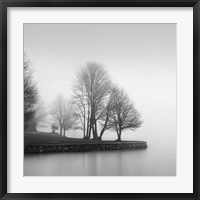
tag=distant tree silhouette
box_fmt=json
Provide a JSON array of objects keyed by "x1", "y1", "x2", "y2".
[
  {"x1": 50, "y1": 95, "x2": 66, "y2": 136},
  {"x1": 50, "y1": 96, "x2": 76, "y2": 136},
  {"x1": 51, "y1": 124, "x2": 58, "y2": 134},
  {"x1": 24, "y1": 56, "x2": 39, "y2": 130},
  {"x1": 62, "y1": 100, "x2": 77, "y2": 136}
]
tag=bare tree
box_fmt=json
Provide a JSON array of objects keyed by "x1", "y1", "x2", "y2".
[
  {"x1": 50, "y1": 95, "x2": 66, "y2": 136},
  {"x1": 109, "y1": 86, "x2": 142, "y2": 141},
  {"x1": 50, "y1": 96, "x2": 77, "y2": 136},
  {"x1": 73, "y1": 62, "x2": 111, "y2": 140},
  {"x1": 24, "y1": 55, "x2": 39, "y2": 129},
  {"x1": 62, "y1": 100, "x2": 77, "y2": 137}
]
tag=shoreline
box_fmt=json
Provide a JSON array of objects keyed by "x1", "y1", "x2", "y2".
[{"x1": 24, "y1": 141, "x2": 148, "y2": 153}]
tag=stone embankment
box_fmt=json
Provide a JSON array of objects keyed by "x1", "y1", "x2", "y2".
[{"x1": 24, "y1": 141, "x2": 148, "y2": 153}]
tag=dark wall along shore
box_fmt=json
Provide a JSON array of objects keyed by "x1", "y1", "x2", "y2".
[{"x1": 24, "y1": 141, "x2": 148, "y2": 153}]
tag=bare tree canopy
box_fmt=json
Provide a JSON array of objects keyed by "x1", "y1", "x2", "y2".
[
  {"x1": 24, "y1": 55, "x2": 39, "y2": 129},
  {"x1": 73, "y1": 62, "x2": 111, "y2": 139}
]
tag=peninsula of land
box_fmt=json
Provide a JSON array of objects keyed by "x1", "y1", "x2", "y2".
[{"x1": 24, "y1": 132, "x2": 148, "y2": 153}]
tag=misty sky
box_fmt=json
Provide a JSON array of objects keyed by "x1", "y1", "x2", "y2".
[{"x1": 24, "y1": 24, "x2": 176, "y2": 148}]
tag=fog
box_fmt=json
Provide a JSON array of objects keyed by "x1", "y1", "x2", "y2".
[{"x1": 24, "y1": 23, "x2": 176, "y2": 150}]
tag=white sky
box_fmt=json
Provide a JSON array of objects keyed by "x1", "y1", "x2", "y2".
[{"x1": 24, "y1": 23, "x2": 176, "y2": 147}]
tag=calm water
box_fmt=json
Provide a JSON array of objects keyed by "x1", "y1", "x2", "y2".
[{"x1": 24, "y1": 145, "x2": 176, "y2": 176}]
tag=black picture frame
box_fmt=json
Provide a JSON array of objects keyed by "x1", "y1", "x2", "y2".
[{"x1": 0, "y1": 0, "x2": 199, "y2": 199}]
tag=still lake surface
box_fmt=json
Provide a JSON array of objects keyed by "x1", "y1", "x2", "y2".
[{"x1": 24, "y1": 144, "x2": 176, "y2": 176}]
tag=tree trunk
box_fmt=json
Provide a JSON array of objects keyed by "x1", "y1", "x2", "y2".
[
  {"x1": 92, "y1": 122, "x2": 98, "y2": 140},
  {"x1": 88, "y1": 123, "x2": 91, "y2": 139},
  {"x1": 86, "y1": 122, "x2": 89, "y2": 138},
  {"x1": 90, "y1": 113, "x2": 95, "y2": 139},
  {"x1": 100, "y1": 129, "x2": 104, "y2": 137},
  {"x1": 59, "y1": 124, "x2": 62, "y2": 136},
  {"x1": 88, "y1": 122, "x2": 91, "y2": 138},
  {"x1": 92, "y1": 125, "x2": 97, "y2": 139},
  {"x1": 83, "y1": 107, "x2": 86, "y2": 138},
  {"x1": 86, "y1": 105, "x2": 90, "y2": 138},
  {"x1": 95, "y1": 122, "x2": 101, "y2": 140},
  {"x1": 83, "y1": 131, "x2": 86, "y2": 139},
  {"x1": 99, "y1": 129, "x2": 105, "y2": 140},
  {"x1": 94, "y1": 121, "x2": 97, "y2": 136},
  {"x1": 117, "y1": 130, "x2": 122, "y2": 141},
  {"x1": 100, "y1": 117, "x2": 108, "y2": 140}
]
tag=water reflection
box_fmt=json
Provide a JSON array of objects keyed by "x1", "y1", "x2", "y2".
[{"x1": 24, "y1": 146, "x2": 176, "y2": 176}]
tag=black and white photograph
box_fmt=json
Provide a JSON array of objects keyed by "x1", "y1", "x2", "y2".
[{"x1": 24, "y1": 23, "x2": 176, "y2": 176}]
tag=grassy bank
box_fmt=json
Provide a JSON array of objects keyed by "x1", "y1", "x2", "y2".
[{"x1": 24, "y1": 132, "x2": 147, "y2": 153}]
